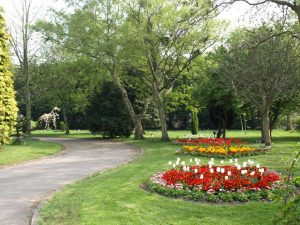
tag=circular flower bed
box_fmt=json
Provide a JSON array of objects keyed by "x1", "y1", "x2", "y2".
[
  {"x1": 179, "y1": 145, "x2": 268, "y2": 158},
  {"x1": 144, "y1": 158, "x2": 282, "y2": 203},
  {"x1": 175, "y1": 137, "x2": 244, "y2": 146},
  {"x1": 175, "y1": 137, "x2": 268, "y2": 158}
]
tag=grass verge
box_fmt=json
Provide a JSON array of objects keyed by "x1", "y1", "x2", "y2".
[
  {"x1": 38, "y1": 130, "x2": 300, "y2": 225},
  {"x1": 0, "y1": 139, "x2": 63, "y2": 167}
]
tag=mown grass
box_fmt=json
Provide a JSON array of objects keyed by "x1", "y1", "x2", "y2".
[
  {"x1": 38, "y1": 129, "x2": 300, "y2": 225},
  {"x1": 32, "y1": 130, "x2": 97, "y2": 138},
  {"x1": 0, "y1": 139, "x2": 62, "y2": 167}
]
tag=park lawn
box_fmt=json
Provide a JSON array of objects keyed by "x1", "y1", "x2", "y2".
[
  {"x1": 38, "y1": 130, "x2": 300, "y2": 225},
  {"x1": 32, "y1": 130, "x2": 97, "y2": 138},
  {"x1": 0, "y1": 140, "x2": 63, "y2": 167}
]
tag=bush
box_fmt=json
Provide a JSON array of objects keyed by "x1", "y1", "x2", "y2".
[
  {"x1": 85, "y1": 81, "x2": 133, "y2": 138},
  {"x1": 60, "y1": 121, "x2": 65, "y2": 131},
  {"x1": 191, "y1": 109, "x2": 199, "y2": 135}
]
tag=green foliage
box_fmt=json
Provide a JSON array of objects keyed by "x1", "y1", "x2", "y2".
[
  {"x1": 145, "y1": 182, "x2": 277, "y2": 203},
  {"x1": 0, "y1": 8, "x2": 18, "y2": 145},
  {"x1": 59, "y1": 121, "x2": 65, "y2": 131},
  {"x1": 86, "y1": 81, "x2": 133, "y2": 138},
  {"x1": 191, "y1": 109, "x2": 199, "y2": 135}
]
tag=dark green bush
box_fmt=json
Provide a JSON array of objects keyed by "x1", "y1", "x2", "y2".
[{"x1": 85, "y1": 81, "x2": 133, "y2": 138}]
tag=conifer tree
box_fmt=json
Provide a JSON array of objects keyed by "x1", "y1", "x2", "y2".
[{"x1": 0, "y1": 8, "x2": 18, "y2": 145}]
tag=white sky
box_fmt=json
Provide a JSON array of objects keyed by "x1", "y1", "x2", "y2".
[
  {"x1": 0, "y1": 0, "x2": 285, "y2": 63},
  {"x1": 0, "y1": 0, "x2": 254, "y2": 29}
]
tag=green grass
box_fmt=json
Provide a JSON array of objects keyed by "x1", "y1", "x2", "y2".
[
  {"x1": 32, "y1": 130, "x2": 97, "y2": 138},
  {"x1": 0, "y1": 140, "x2": 63, "y2": 167},
  {"x1": 38, "y1": 130, "x2": 300, "y2": 225}
]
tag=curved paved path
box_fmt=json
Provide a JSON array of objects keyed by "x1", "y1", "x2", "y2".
[{"x1": 0, "y1": 137, "x2": 140, "y2": 225}]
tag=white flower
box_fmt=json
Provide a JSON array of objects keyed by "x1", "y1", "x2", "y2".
[
  {"x1": 168, "y1": 161, "x2": 172, "y2": 165},
  {"x1": 220, "y1": 160, "x2": 224, "y2": 164},
  {"x1": 225, "y1": 176, "x2": 229, "y2": 180},
  {"x1": 250, "y1": 171, "x2": 255, "y2": 176},
  {"x1": 211, "y1": 158, "x2": 214, "y2": 161},
  {"x1": 241, "y1": 170, "x2": 247, "y2": 175},
  {"x1": 229, "y1": 159, "x2": 233, "y2": 163},
  {"x1": 194, "y1": 169, "x2": 198, "y2": 173},
  {"x1": 190, "y1": 158, "x2": 193, "y2": 163},
  {"x1": 173, "y1": 164, "x2": 176, "y2": 168},
  {"x1": 200, "y1": 174, "x2": 204, "y2": 179},
  {"x1": 196, "y1": 161, "x2": 200, "y2": 166},
  {"x1": 243, "y1": 162, "x2": 247, "y2": 167},
  {"x1": 177, "y1": 157, "x2": 181, "y2": 161},
  {"x1": 186, "y1": 166, "x2": 190, "y2": 171},
  {"x1": 181, "y1": 161, "x2": 186, "y2": 166},
  {"x1": 227, "y1": 171, "x2": 231, "y2": 176},
  {"x1": 256, "y1": 164, "x2": 260, "y2": 168},
  {"x1": 221, "y1": 168, "x2": 225, "y2": 173},
  {"x1": 210, "y1": 168, "x2": 214, "y2": 173},
  {"x1": 183, "y1": 166, "x2": 187, "y2": 171},
  {"x1": 176, "y1": 161, "x2": 179, "y2": 166},
  {"x1": 216, "y1": 167, "x2": 221, "y2": 172},
  {"x1": 235, "y1": 158, "x2": 238, "y2": 162},
  {"x1": 237, "y1": 165, "x2": 241, "y2": 170}
]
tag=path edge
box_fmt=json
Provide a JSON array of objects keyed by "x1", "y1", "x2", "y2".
[
  {"x1": 30, "y1": 141, "x2": 143, "y2": 225},
  {"x1": 0, "y1": 139, "x2": 67, "y2": 171}
]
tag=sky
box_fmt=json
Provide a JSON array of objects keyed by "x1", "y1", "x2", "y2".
[
  {"x1": 0, "y1": 0, "x2": 282, "y2": 63},
  {"x1": 0, "y1": 0, "x2": 255, "y2": 29}
]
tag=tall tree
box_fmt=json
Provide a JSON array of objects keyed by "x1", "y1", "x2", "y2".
[
  {"x1": 0, "y1": 8, "x2": 18, "y2": 145},
  {"x1": 125, "y1": 0, "x2": 221, "y2": 141},
  {"x1": 220, "y1": 26, "x2": 300, "y2": 146},
  {"x1": 35, "y1": 0, "x2": 151, "y2": 140},
  {"x1": 9, "y1": 0, "x2": 40, "y2": 135}
]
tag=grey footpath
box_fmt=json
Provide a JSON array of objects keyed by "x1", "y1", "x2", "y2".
[{"x1": 0, "y1": 137, "x2": 140, "y2": 225}]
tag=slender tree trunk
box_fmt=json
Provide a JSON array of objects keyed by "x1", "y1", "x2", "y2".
[
  {"x1": 222, "y1": 113, "x2": 227, "y2": 139},
  {"x1": 261, "y1": 112, "x2": 271, "y2": 146},
  {"x1": 152, "y1": 85, "x2": 169, "y2": 142},
  {"x1": 111, "y1": 71, "x2": 148, "y2": 140},
  {"x1": 62, "y1": 107, "x2": 70, "y2": 135},
  {"x1": 24, "y1": 50, "x2": 31, "y2": 135},
  {"x1": 286, "y1": 114, "x2": 293, "y2": 131},
  {"x1": 240, "y1": 115, "x2": 244, "y2": 133}
]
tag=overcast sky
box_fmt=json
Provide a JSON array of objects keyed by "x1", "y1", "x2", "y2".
[{"x1": 0, "y1": 0, "x2": 255, "y2": 29}]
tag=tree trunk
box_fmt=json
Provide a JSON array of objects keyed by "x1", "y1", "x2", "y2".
[
  {"x1": 240, "y1": 115, "x2": 244, "y2": 133},
  {"x1": 134, "y1": 118, "x2": 144, "y2": 139},
  {"x1": 111, "y1": 71, "x2": 148, "y2": 140},
  {"x1": 286, "y1": 114, "x2": 293, "y2": 131},
  {"x1": 24, "y1": 53, "x2": 31, "y2": 135},
  {"x1": 261, "y1": 112, "x2": 271, "y2": 146},
  {"x1": 62, "y1": 107, "x2": 70, "y2": 135},
  {"x1": 152, "y1": 85, "x2": 169, "y2": 142}
]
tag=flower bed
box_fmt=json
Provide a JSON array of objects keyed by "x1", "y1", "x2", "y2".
[
  {"x1": 179, "y1": 145, "x2": 268, "y2": 158},
  {"x1": 175, "y1": 137, "x2": 268, "y2": 158},
  {"x1": 175, "y1": 137, "x2": 244, "y2": 146},
  {"x1": 144, "y1": 158, "x2": 282, "y2": 203}
]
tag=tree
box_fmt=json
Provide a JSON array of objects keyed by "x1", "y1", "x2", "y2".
[
  {"x1": 0, "y1": 8, "x2": 18, "y2": 145},
  {"x1": 35, "y1": 0, "x2": 151, "y2": 140},
  {"x1": 36, "y1": 59, "x2": 95, "y2": 134},
  {"x1": 232, "y1": 0, "x2": 300, "y2": 25},
  {"x1": 220, "y1": 26, "x2": 300, "y2": 146},
  {"x1": 9, "y1": 0, "x2": 41, "y2": 135},
  {"x1": 125, "y1": 0, "x2": 221, "y2": 141},
  {"x1": 192, "y1": 57, "x2": 236, "y2": 139},
  {"x1": 191, "y1": 109, "x2": 199, "y2": 135},
  {"x1": 86, "y1": 81, "x2": 133, "y2": 138}
]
